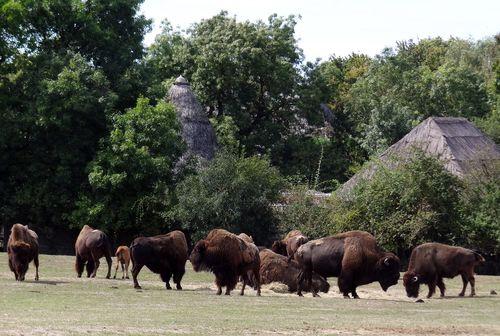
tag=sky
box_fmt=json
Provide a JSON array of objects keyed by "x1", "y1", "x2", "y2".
[{"x1": 140, "y1": 0, "x2": 499, "y2": 61}]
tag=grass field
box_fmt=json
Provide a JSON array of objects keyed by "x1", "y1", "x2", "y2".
[{"x1": 0, "y1": 252, "x2": 499, "y2": 335}]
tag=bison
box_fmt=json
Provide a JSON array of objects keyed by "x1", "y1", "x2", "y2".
[
  {"x1": 190, "y1": 229, "x2": 261, "y2": 296},
  {"x1": 113, "y1": 246, "x2": 131, "y2": 279},
  {"x1": 403, "y1": 243, "x2": 485, "y2": 298},
  {"x1": 259, "y1": 249, "x2": 329, "y2": 293},
  {"x1": 271, "y1": 230, "x2": 308, "y2": 259},
  {"x1": 295, "y1": 230, "x2": 400, "y2": 298},
  {"x1": 75, "y1": 225, "x2": 112, "y2": 279},
  {"x1": 130, "y1": 230, "x2": 188, "y2": 290},
  {"x1": 7, "y1": 224, "x2": 39, "y2": 281}
]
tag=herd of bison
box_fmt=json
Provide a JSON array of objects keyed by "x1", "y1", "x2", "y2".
[{"x1": 7, "y1": 223, "x2": 485, "y2": 300}]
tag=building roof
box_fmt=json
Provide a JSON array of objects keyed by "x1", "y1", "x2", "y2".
[{"x1": 340, "y1": 117, "x2": 500, "y2": 193}]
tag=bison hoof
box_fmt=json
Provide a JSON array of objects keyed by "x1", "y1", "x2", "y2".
[
  {"x1": 297, "y1": 292, "x2": 303, "y2": 297},
  {"x1": 126, "y1": 276, "x2": 130, "y2": 279},
  {"x1": 134, "y1": 285, "x2": 142, "y2": 289},
  {"x1": 113, "y1": 276, "x2": 116, "y2": 279},
  {"x1": 458, "y1": 292, "x2": 465, "y2": 297},
  {"x1": 176, "y1": 285, "x2": 182, "y2": 290}
]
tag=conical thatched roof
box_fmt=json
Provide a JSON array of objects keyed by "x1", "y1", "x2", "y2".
[
  {"x1": 168, "y1": 76, "x2": 217, "y2": 162},
  {"x1": 340, "y1": 117, "x2": 500, "y2": 193}
]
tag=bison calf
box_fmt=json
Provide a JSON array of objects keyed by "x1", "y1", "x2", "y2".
[
  {"x1": 403, "y1": 243, "x2": 485, "y2": 298},
  {"x1": 271, "y1": 230, "x2": 308, "y2": 259},
  {"x1": 7, "y1": 224, "x2": 39, "y2": 281},
  {"x1": 130, "y1": 230, "x2": 188, "y2": 290},
  {"x1": 113, "y1": 246, "x2": 131, "y2": 279}
]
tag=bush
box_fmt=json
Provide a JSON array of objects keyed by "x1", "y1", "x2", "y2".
[
  {"x1": 329, "y1": 151, "x2": 466, "y2": 254},
  {"x1": 71, "y1": 98, "x2": 184, "y2": 238},
  {"x1": 172, "y1": 152, "x2": 285, "y2": 244}
]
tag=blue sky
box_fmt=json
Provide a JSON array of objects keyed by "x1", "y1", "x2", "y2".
[{"x1": 140, "y1": 0, "x2": 499, "y2": 60}]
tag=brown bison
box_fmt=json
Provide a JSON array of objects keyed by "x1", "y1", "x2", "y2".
[
  {"x1": 113, "y1": 246, "x2": 131, "y2": 279},
  {"x1": 295, "y1": 230, "x2": 400, "y2": 298},
  {"x1": 271, "y1": 230, "x2": 308, "y2": 259},
  {"x1": 259, "y1": 249, "x2": 329, "y2": 293},
  {"x1": 190, "y1": 229, "x2": 261, "y2": 296},
  {"x1": 130, "y1": 230, "x2": 188, "y2": 290},
  {"x1": 403, "y1": 243, "x2": 485, "y2": 298},
  {"x1": 7, "y1": 224, "x2": 39, "y2": 281},
  {"x1": 237, "y1": 233, "x2": 261, "y2": 295},
  {"x1": 75, "y1": 225, "x2": 112, "y2": 279}
]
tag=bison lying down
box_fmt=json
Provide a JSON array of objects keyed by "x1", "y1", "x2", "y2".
[
  {"x1": 7, "y1": 224, "x2": 39, "y2": 281},
  {"x1": 295, "y1": 231, "x2": 400, "y2": 298},
  {"x1": 75, "y1": 225, "x2": 112, "y2": 279},
  {"x1": 130, "y1": 230, "x2": 188, "y2": 290},
  {"x1": 403, "y1": 242, "x2": 485, "y2": 298},
  {"x1": 259, "y1": 249, "x2": 329, "y2": 293},
  {"x1": 190, "y1": 229, "x2": 261, "y2": 296}
]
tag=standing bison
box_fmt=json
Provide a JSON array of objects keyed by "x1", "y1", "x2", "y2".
[
  {"x1": 403, "y1": 243, "x2": 485, "y2": 298},
  {"x1": 271, "y1": 230, "x2": 308, "y2": 259},
  {"x1": 259, "y1": 249, "x2": 329, "y2": 294},
  {"x1": 295, "y1": 230, "x2": 400, "y2": 298},
  {"x1": 7, "y1": 224, "x2": 39, "y2": 281},
  {"x1": 130, "y1": 230, "x2": 188, "y2": 290},
  {"x1": 190, "y1": 229, "x2": 261, "y2": 296},
  {"x1": 75, "y1": 225, "x2": 112, "y2": 279}
]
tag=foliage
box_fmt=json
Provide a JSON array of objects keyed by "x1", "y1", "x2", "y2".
[
  {"x1": 275, "y1": 185, "x2": 333, "y2": 239},
  {"x1": 461, "y1": 162, "x2": 500, "y2": 254},
  {"x1": 172, "y1": 152, "x2": 285, "y2": 243},
  {"x1": 71, "y1": 98, "x2": 184, "y2": 238},
  {"x1": 329, "y1": 151, "x2": 466, "y2": 253}
]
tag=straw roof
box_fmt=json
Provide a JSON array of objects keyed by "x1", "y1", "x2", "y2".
[
  {"x1": 340, "y1": 117, "x2": 500, "y2": 193},
  {"x1": 168, "y1": 76, "x2": 217, "y2": 162}
]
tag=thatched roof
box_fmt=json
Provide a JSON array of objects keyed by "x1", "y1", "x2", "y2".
[
  {"x1": 340, "y1": 117, "x2": 500, "y2": 193},
  {"x1": 168, "y1": 76, "x2": 217, "y2": 162}
]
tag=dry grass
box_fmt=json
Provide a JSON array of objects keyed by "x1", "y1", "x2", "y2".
[{"x1": 0, "y1": 253, "x2": 499, "y2": 335}]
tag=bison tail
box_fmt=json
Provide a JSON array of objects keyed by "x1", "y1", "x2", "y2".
[{"x1": 474, "y1": 252, "x2": 485, "y2": 263}]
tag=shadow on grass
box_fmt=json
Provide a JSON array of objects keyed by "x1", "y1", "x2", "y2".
[{"x1": 24, "y1": 280, "x2": 69, "y2": 285}]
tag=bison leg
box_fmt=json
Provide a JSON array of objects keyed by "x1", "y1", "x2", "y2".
[
  {"x1": 9, "y1": 258, "x2": 17, "y2": 280},
  {"x1": 225, "y1": 275, "x2": 238, "y2": 295},
  {"x1": 437, "y1": 277, "x2": 446, "y2": 297},
  {"x1": 75, "y1": 255, "x2": 85, "y2": 278},
  {"x1": 105, "y1": 253, "x2": 112, "y2": 279},
  {"x1": 253, "y1": 266, "x2": 261, "y2": 297},
  {"x1": 173, "y1": 271, "x2": 184, "y2": 290},
  {"x1": 91, "y1": 258, "x2": 100, "y2": 278},
  {"x1": 33, "y1": 253, "x2": 39, "y2": 281},
  {"x1": 131, "y1": 263, "x2": 144, "y2": 289},
  {"x1": 297, "y1": 270, "x2": 307, "y2": 297},
  {"x1": 125, "y1": 261, "x2": 130, "y2": 279},
  {"x1": 121, "y1": 262, "x2": 125, "y2": 279},
  {"x1": 351, "y1": 289, "x2": 359, "y2": 299},
  {"x1": 240, "y1": 275, "x2": 247, "y2": 296},
  {"x1": 160, "y1": 271, "x2": 172, "y2": 290},
  {"x1": 338, "y1": 272, "x2": 354, "y2": 298},
  {"x1": 468, "y1": 274, "x2": 476, "y2": 297},
  {"x1": 459, "y1": 274, "x2": 468, "y2": 297},
  {"x1": 86, "y1": 259, "x2": 95, "y2": 278},
  {"x1": 426, "y1": 279, "x2": 436, "y2": 298}
]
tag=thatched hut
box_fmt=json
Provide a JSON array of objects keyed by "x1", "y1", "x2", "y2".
[
  {"x1": 340, "y1": 117, "x2": 500, "y2": 194},
  {"x1": 168, "y1": 76, "x2": 217, "y2": 162}
]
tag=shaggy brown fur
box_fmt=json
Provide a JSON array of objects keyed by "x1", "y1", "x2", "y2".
[
  {"x1": 130, "y1": 230, "x2": 188, "y2": 290},
  {"x1": 259, "y1": 249, "x2": 329, "y2": 293},
  {"x1": 271, "y1": 230, "x2": 308, "y2": 259},
  {"x1": 113, "y1": 246, "x2": 131, "y2": 279},
  {"x1": 190, "y1": 229, "x2": 261, "y2": 296},
  {"x1": 295, "y1": 230, "x2": 400, "y2": 298},
  {"x1": 7, "y1": 224, "x2": 39, "y2": 281},
  {"x1": 74, "y1": 225, "x2": 112, "y2": 279},
  {"x1": 403, "y1": 243, "x2": 485, "y2": 298}
]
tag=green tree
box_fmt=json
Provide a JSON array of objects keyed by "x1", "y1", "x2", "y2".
[
  {"x1": 172, "y1": 152, "x2": 285, "y2": 243},
  {"x1": 71, "y1": 98, "x2": 184, "y2": 239}
]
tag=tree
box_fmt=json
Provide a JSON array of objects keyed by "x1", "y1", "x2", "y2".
[
  {"x1": 172, "y1": 152, "x2": 285, "y2": 244},
  {"x1": 71, "y1": 98, "x2": 184, "y2": 239}
]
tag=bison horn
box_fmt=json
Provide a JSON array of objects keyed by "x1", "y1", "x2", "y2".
[
  {"x1": 411, "y1": 276, "x2": 418, "y2": 283},
  {"x1": 384, "y1": 257, "x2": 390, "y2": 266}
]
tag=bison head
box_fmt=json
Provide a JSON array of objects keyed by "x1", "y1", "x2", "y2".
[
  {"x1": 271, "y1": 240, "x2": 287, "y2": 256},
  {"x1": 403, "y1": 271, "x2": 421, "y2": 298},
  {"x1": 376, "y1": 254, "x2": 401, "y2": 291},
  {"x1": 10, "y1": 242, "x2": 32, "y2": 281},
  {"x1": 312, "y1": 274, "x2": 330, "y2": 293},
  {"x1": 189, "y1": 240, "x2": 208, "y2": 272}
]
